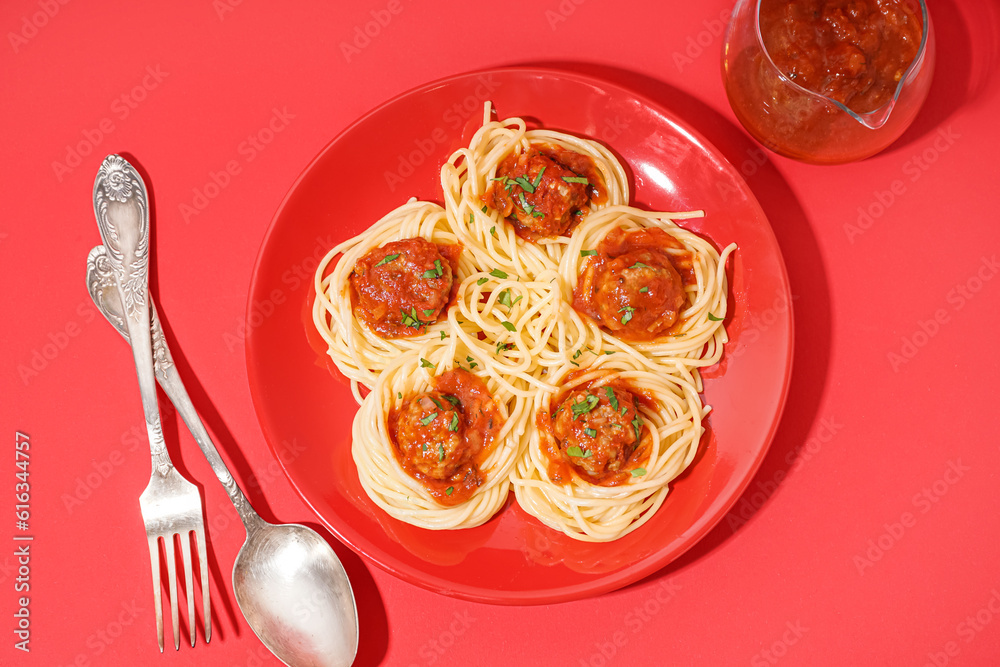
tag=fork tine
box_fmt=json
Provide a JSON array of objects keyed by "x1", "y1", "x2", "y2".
[
  {"x1": 164, "y1": 535, "x2": 180, "y2": 650},
  {"x1": 195, "y1": 525, "x2": 212, "y2": 643},
  {"x1": 146, "y1": 536, "x2": 164, "y2": 653},
  {"x1": 179, "y1": 531, "x2": 195, "y2": 647}
]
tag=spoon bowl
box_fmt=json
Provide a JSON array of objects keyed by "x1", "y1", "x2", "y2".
[{"x1": 234, "y1": 521, "x2": 358, "y2": 667}]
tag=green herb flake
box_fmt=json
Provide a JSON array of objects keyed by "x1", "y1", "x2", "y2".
[
  {"x1": 580, "y1": 249, "x2": 597, "y2": 257},
  {"x1": 619, "y1": 305, "x2": 635, "y2": 325},
  {"x1": 708, "y1": 312, "x2": 724, "y2": 321},
  {"x1": 573, "y1": 349, "x2": 583, "y2": 360},
  {"x1": 374, "y1": 253, "x2": 400, "y2": 268},
  {"x1": 397, "y1": 392, "x2": 403, "y2": 399},
  {"x1": 466, "y1": 355, "x2": 478, "y2": 369},
  {"x1": 419, "y1": 357, "x2": 435, "y2": 369},
  {"x1": 562, "y1": 175, "x2": 589, "y2": 184},
  {"x1": 571, "y1": 394, "x2": 600, "y2": 419},
  {"x1": 438, "y1": 444, "x2": 445, "y2": 462},
  {"x1": 631, "y1": 467, "x2": 647, "y2": 478},
  {"x1": 448, "y1": 412, "x2": 460, "y2": 432},
  {"x1": 604, "y1": 386, "x2": 619, "y2": 411},
  {"x1": 430, "y1": 396, "x2": 444, "y2": 410},
  {"x1": 421, "y1": 259, "x2": 444, "y2": 280},
  {"x1": 489, "y1": 269, "x2": 508, "y2": 279},
  {"x1": 481, "y1": 205, "x2": 488, "y2": 213},
  {"x1": 639, "y1": 286, "x2": 649, "y2": 293},
  {"x1": 489, "y1": 225, "x2": 497, "y2": 237},
  {"x1": 445, "y1": 486, "x2": 454, "y2": 495},
  {"x1": 514, "y1": 175, "x2": 535, "y2": 193},
  {"x1": 419, "y1": 412, "x2": 438, "y2": 426},
  {"x1": 632, "y1": 415, "x2": 643, "y2": 442},
  {"x1": 440, "y1": 331, "x2": 447, "y2": 340},
  {"x1": 566, "y1": 445, "x2": 593, "y2": 458},
  {"x1": 468, "y1": 213, "x2": 474, "y2": 225},
  {"x1": 583, "y1": 427, "x2": 597, "y2": 438},
  {"x1": 629, "y1": 262, "x2": 652, "y2": 270},
  {"x1": 531, "y1": 166, "x2": 546, "y2": 189},
  {"x1": 477, "y1": 277, "x2": 489, "y2": 286},
  {"x1": 501, "y1": 321, "x2": 516, "y2": 332},
  {"x1": 422, "y1": 309, "x2": 436, "y2": 317},
  {"x1": 444, "y1": 395, "x2": 461, "y2": 406},
  {"x1": 400, "y1": 307, "x2": 424, "y2": 329}
]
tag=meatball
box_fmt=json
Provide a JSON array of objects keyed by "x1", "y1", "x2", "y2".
[
  {"x1": 486, "y1": 147, "x2": 590, "y2": 238},
  {"x1": 552, "y1": 386, "x2": 641, "y2": 479},
  {"x1": 350, "y1": 237, "x2": 454, "y2": 338},
  {"x1": 592, "y1": 249, "x2": 686, "y2": 338},
  {"x1": 393, "y1": 392, "x2": 469, "y2": 479}
]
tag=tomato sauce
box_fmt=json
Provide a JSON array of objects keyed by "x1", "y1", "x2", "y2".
[
  {"x1": 350, "y1": 238, "x2": 462, "y2": 339},
  {"x1": 759, "y1": 0, "x2": 923, "y2": 113},
  {"x1": 387, "y1": 368, "x2": 504, "y2": 506},
  {"x1": 537, "y1": 374, "x2": 654, "y2": 487},
  {"x1": 572, "y1": 226, "x2": 694, "y2": 342},
  {"x1": 483, "y1": 143, "x2": 607, "y2": 242}
]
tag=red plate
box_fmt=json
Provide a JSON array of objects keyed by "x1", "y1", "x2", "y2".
[{"x1": 246, "y1": 68, "x2": 792, "y2": 604}]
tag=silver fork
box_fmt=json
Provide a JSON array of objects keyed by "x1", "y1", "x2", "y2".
[{"x1": 91, "y1": 155, "x2": 211, "y2": 651}]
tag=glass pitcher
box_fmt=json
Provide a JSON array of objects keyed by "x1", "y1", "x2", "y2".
[{"x1": 722, "y1": 0, "x2": 935, "y2": 164}]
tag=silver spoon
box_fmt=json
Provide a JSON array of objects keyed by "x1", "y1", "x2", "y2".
[{"x1": 87, "y1": 164, "x2": 358, "y2": 667}]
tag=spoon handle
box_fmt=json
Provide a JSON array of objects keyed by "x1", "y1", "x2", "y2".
[{"x1": 87, "y1": 245, "x2": 263, "y2": 532}]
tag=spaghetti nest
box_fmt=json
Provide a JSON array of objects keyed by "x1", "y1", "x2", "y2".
[{"x1": 312, "y1": 104, "x2": 735, "y2": 539}]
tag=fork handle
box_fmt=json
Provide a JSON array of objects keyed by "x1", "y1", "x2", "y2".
[
  {"x1": 93, "y1": 156, "x2": 172, "y2": 476},
  {"x1": 147, "y1": 306, "x2": 263, "y2": 532}
]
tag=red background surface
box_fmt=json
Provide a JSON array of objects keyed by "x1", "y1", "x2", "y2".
[{"x1": 2, "y1": 0, "x2": 999, "y2": 665}]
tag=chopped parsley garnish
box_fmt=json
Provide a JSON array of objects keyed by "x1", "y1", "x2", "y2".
[
  {"x1": 632, "y1": 415, "x2": 643, "y2": 441},
  {"x1": 566, "y1": 445, "x2": 593, "y2": 458},
  {"x1": 619, "y1": 305, "x2": 635, "y2": 325},
  {"x1": 448, "y1": 412, "x2": 460, "y2": 432},
  {"x1": 532, "y1": 167, "x2": 545, "y2": 189},
  {"x1": 583, "y1": 427, "x2": 597, "y2": 438},
  {"x1": 468, "y1": 213, "x2": 474, "y2": 225},
  {"x1": 496, "y1": 341, "x2": 513, "y2": 354},
  {"x1": 639, "y1": 286, "x2": 649, "y2": 293},
  {"x1": 571, "y1": 394, "x2": 600, "y2": 419},
  {"x1": 489, "y1": 269, "x2": 508, "y2": 279},
  {"x1": 708, "y1": 313, "x2": 724, "y2": 321},
  {"x1": 420, "y1": 412, "x2": 438, "y2": 426},
  {"x1": 501, "y1": 321, "x2": 516, "y2": 332},
  {"x1": 604, "y1": 386, "x2": 619, "y2": 411},
  {"x1": 445, "y1": 486, "x2": 454, "y2": 495},
  {"x1": 498, "y1": 289, "x2": 522, "y2": 310},
  {"x1": 419, "y1": 357, "x2": 435, "y2": 368},
  {"x1": 444, "y1": 395, "x2": 461, "y2": 406},
  {"x1": 466, "y1": 355, "x2": 478, "y2": 369},
  {"x1": 430, "y1": 397, "x2": 444, "y2": 410},
  {"x1": 438, "y1": 444, "x2": 446, "y2": 461},
  {"x1": 422, "y1": 309, "x2": 436, "y2": 317},
  {"x1": 562, "y1": 175, "x2": 589, "y2": 184},
  {"x1": 631, "y1": 468, "x2": 647, "y2": 478},
  {"x1": 489, "y1": 225, "x2": 496, "y2": 237},
  {"x1": 516, "y1": 192, "x2": 543, "y2": 218},
  {"x1": 514, "y1": 175, "x2": 535, "y2": 193},
  {"x1": 573, "y1": 349, "x2": 583, "y2": 360},
  {"x1": 481, "y1": 205, "x2": 488, "y2": 213},
  {"x1": 374, "y1": 253, "x2": 400, "y2": 268},
  {"x1": 397, "y1": 392, "x2": 403, "y2": 399},
  {"x1": 421, "y1": 259, "x2": 444, "y2": 279},
  {"x1": 629, "y1": 262, "x2": 652, "y2": 270},
  {"x1": 477, "y1": 277, "x2": 489, "y2": 286},
  {"x1": 440, "y1": 331, "x2": 447, "y2": 340},
  {"x1": 400, "y1": 307, "x2": 425, "y2": 329},
  {"x1": 580, "y1": 249, "x2": 597, "y2": 257}
]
